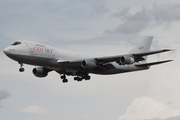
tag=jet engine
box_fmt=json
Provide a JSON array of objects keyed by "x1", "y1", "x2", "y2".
[
  {"x1": 32, "y1": 67, "x2": 48, "y2": 77},
  {"x1": 81, "y1": 60, "x2": 96, "y2": 69},
  {"x1": 120, "y1": 56, "x2": 135, "y2": 65}
]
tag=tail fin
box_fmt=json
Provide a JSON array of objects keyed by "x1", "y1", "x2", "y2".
[{"x1": 128, "y1": 36, "x2": 153, "y2": 61}]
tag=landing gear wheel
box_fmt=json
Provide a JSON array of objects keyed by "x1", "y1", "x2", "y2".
[
  {"x1": 62, "y1": 79, "x2": 68, "y2": 83},
  {"x1": 61, "y1": 74, "x2": 68, "y2": 83},
  {"x1": 19, "y1": 68, "x2": 25, "y2": 72},
  {"x1": 74, "y1": 77, "x2": 77, "y2": 81},
  {"x1": 77, "y1": 77, "x2": 82, "y2": 82},
  {"x1": 61, "y1": 75, "x2": 66, "y2": 79},
  {"x1": 85, "y1": 75, "x2": 91, "y2": 80},
  {"x1": 18, "y1": 62, "x2": 25, "y2": 72}
]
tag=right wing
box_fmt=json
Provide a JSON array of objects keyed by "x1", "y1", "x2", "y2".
[{"x1": 57, "y1": 49, "x2": 172, "y2": 67}]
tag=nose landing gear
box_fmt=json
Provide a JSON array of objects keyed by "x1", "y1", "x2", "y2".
[{"x1": 19, "y1": 62, "x2": 25, "y2": 72}]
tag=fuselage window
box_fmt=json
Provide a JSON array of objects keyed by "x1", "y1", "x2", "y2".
[{"x1": 11, "y1": 42, "x2": 21, "y2": 46}]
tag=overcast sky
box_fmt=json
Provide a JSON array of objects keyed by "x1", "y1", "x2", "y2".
[{"x1": 1, "y1": 0, "x2": 180, "y2": 120}]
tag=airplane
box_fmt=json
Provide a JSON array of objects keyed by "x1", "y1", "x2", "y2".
[{"x1": 3, "y1": 36, "x2": 173, "y2": 83}]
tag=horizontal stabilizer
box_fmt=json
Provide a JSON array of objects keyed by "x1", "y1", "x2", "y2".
[
  {"x1": 95, "y1": 49, "x2": 172, "y2": 64},
  {"x1": 135, "y1": 60, "x2": 173, "y2": 67},
  {"x1": 133, "y1": 49, "x2": 172, "y2": 57}
]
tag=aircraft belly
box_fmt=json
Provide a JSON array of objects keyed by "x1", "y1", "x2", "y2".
[{"x1": 6, "y1": 54, "x2": 57, "y2": 67}]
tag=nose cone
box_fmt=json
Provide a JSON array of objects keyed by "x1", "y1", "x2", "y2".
[{"x1": 3, "y1": 47, "x2": 9, "y2": 55}]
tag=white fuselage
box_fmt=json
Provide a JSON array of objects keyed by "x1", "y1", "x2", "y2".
[{"x1": 3, "y1": 40, "x2": 149, "y2": 76}]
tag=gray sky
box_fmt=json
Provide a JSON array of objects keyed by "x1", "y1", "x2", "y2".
[{"x1": 0, "y1": 0, "x2": 180, "y2": 120}]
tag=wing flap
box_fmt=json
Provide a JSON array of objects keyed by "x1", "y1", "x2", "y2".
[
  {"x1": 57, "y1": 59, "x2": 83, "y2": 64},
  {"x1": 96, "y1": 56, "x2": 121, "y2": 63}
]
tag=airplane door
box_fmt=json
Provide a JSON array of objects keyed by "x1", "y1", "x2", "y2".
[
  {"x1": 21, "y1": 42, "x2": 34, "y2": 56},
  {"x1": 23, "y1": 42, "x2": 34, "y2": 56},
  {"x1": 30, "y1": 48, "x2": 34, "y2": 56},
  {"x1": 24, "y1": 42, "x2": 28, "y2": 47}
]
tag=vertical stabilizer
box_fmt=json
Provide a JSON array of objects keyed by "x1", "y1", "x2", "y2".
[{"x1": 128, "y1": 36, "x2": 153, "y2": 61}]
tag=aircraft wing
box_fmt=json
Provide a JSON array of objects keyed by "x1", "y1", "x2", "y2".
[{"x1": 57, "y1": 49, "x2": 172, "y2": 65}]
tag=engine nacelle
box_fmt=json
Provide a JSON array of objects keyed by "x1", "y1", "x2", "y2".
[
  {"x1": 120, "y1": 56, "x2": 135, "y2": 65},
  {"x1": 81, "y1": 60, "x2": 96, "y2": 69},
  {"x1": 32, "y1": 67, "x2": 48, "y2": 77}
]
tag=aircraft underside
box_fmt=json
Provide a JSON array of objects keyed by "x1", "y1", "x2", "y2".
[{"x1": 6, "y1": 53, "x2": 149, "y2": 83}]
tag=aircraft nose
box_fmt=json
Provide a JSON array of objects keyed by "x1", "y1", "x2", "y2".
[{"x1": 3, "y1": 47, "x2": 9, "y2": 55}]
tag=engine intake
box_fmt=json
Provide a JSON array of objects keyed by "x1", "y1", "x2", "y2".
[
  {"x1": 120, "y1": 56, "x2": 135, "y2": 65},
  {"x1": 81, "y1": 60, "x2": 96, "y2": 69},
  {"x1": 32, "y1": 67, "x2": 48, "y2": 77}
]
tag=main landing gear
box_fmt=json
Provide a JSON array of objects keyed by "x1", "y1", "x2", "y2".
[
  {"x1": 60, "y1": 74, "x2": 91, "y2": 83},
  {"x1": 19, "y1": 62, "x2": 25, "y2": 72},
  {"x1": 74, "y1": 74, "x2": 91, "y2": 82},
  {"x1": 60, "y1": 74, "x2": 68, "y2": 83}
]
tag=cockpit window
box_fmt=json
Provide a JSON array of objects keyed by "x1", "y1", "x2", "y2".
[{"x1": 11, "y1": 42, "x2": 21, "y2": 46}]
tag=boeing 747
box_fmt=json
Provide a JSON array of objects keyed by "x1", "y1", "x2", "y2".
[{"x1": 3, "y1": 36, "x2": 172, "y2": 83}]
